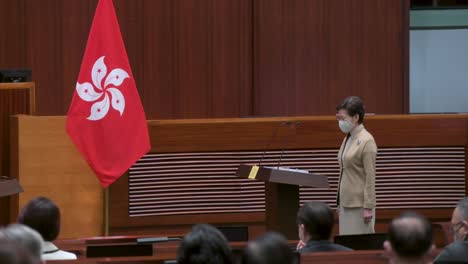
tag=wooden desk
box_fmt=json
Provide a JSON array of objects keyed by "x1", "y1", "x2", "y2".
[
  {"x1": 54, "y1": 236, "x2": 444, "y2": 264},
  {"x1": 54, "y1": 236, "x2": 300, "y2": 262},
  {"x1": 55, "y1": 236, "x2": 259, "y2": 259},
  {"x1": 301, "y1": 250, "x2": 388, "y2": 264},
  {"x1": 47, "y1": 256, "x2": 165, "y2": 264},
  {"x1": 54, "y1": 237, "x2": 181, "y2": 259},
  {"x1": 301, "y1": 249, "x2": 442, "y2": 264}
]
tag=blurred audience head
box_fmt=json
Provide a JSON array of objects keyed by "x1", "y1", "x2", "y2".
[
  {"x1": 0, "y1": 224, "x2": 43, "y2": 263},
  {"x1": 241, "y1": 232, "x2": 294, "y2": 264},
  {"x1": 18, "y1": 196, "x2": 61, "y2": 242},
  {"x1": 177, "y1": 224, "x2": 233, "y2": 264},
  {"x1": 384, "y1": 212, "x2": 434, "y2": 264},
  {"x1": 297, "y1": 201, "x2": 334, "y2": 242},
  {"x1": 451, "y1": 196, "x2": 468, "y2": 242},
  {"x1": 0, "y1": 238, "x2": 36, "y2": 264}
]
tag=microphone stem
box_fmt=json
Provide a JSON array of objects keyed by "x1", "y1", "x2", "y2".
[
  {"x1": 277, "y1": 122, "x2": 299, "y2": 169},
  {"x1": 277, "y1": 129, "x2": 290, "y2": 169},
  {"x1": 258, "y1": 123, "x2": 283, "y2": 166}
]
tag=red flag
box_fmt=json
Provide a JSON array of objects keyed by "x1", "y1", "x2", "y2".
[{"x1": 66, "y1": 0, "x2": 150, "y2": 187}]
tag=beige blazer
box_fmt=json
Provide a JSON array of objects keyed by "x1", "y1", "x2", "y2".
[{"x1": 337, "y1": 124, "x2": 377, "y2": 209}]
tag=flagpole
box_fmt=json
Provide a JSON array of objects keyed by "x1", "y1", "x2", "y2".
[{"x1": 104, "y1": 187, "x2": 109, "y2": 236}]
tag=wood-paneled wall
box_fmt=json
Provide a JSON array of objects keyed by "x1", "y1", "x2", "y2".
[
  {"x1": 0, "y1": 0, "x2": 409, "y2": 118},
  {"x1": 253, "y1": 0, "x2": 409, "y2": 116}
]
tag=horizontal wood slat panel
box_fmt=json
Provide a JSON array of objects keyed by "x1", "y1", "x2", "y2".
[
  {"x1": 301, "y1": 146, "x2": 465, "y2": 209},
  {"x1": 128, "y1": 146, "x2": 465, "y2": 217}
]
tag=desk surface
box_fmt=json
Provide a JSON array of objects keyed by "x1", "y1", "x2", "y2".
[{"x1": 54, "y1": 236, "x2": 443, "y2": 264}]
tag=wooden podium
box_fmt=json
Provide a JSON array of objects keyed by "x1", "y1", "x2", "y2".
[{"x1": 236, "y1": 165, "x2": 329, "y2": 239}]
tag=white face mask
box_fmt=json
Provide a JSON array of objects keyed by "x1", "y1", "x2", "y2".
[{"x1": 338, "y1": 120, "x2": 354, "y2": 133}]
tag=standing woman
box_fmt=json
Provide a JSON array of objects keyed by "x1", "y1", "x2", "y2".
[{"x1": 336, "y1": 96, "x2": 377, "y2": 235}]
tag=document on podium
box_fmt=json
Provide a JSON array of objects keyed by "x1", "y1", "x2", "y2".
[{"x1": 264, "y1": 166, "x2": 309, "y2": 174}]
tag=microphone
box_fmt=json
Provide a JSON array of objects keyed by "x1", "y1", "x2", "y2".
[
  {"x1": 257, "y1": 121, "x2": 294, "y2": 167},
  {"x1": 137, "y1": 237, "x2": 182, "y2": 244},
  {"x1": 277, "y1": 121, "x2": 301, "y2": 169}
]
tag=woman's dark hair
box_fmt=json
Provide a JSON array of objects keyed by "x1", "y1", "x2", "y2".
[
  {"x1": 177, "y1": 224, "x2": 233, "y2": 264},
  {"x1": 17, "y1": 196, "x2": 61, "y2": 241},
  {"x1": 296, "y1": 202, "x2": 334, "y2": 241},
  {"x1": 336, "y1": 96, "x2": 365, "y2": 124},
  {"x1": 241, "y1": 232, "x2": 294, "y2": 264}
]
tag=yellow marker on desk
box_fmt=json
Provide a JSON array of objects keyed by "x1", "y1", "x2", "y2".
[{"x1": 248, "y1": 165, "x2": 259, "y2": 179}]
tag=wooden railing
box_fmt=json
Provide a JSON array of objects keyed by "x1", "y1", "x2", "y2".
[{"x1": 49, "y1": 236, "x2": 443, "y2": 264}]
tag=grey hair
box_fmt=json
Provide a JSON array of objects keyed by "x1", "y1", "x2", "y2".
[
  {"x1": 456, "y1": 197, "x2": 468, "y2": 220},
  {"x1": 0, "y1": 224, "x2": 43, "y2": 262}
]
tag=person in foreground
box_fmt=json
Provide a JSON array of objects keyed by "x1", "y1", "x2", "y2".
[
  {"x1": 0, "y1": 238, "x2": 36, "y2": 264},
  {"x1": 177, "y1": 224, "x2": 233, "y2": 264},
  {"x1": 296, "y1": 201, "x2": 352, "y2": 253},
  {"x1": 434, "y1": 197, "x2": 468, "y2": 263},
  {"x1": 17, "y1": 196, "x2": 77, "y2": 260},
  {"x1": 241, "y1": 232, "x2": 294, "y2": 264},
  {"x1": 0, "y1": 224, "x2": 44, "y2": 264},
  {"x1": 384, "y1": 212, "x2": 435, "y2": 264},
  {"x1": 335, "y1": 96, "x2": 377, "y2": 235}
]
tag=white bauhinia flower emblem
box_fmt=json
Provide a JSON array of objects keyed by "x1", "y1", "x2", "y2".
[{"x1": 76, "y1": 56, "x2": 129, "y2": 121}]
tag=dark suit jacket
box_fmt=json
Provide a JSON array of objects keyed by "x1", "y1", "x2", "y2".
[
  {"x1": 434, "y1": 240, "x2": 468, "y2": 263},
  {"x1": 298, "y1": 240, "x2": 353, "y2": 253}
]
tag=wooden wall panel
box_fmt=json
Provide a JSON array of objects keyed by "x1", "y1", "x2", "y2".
[
  {"x1": 61, "y1": 0, "x2": 96, "y2": 113},
  {"x1": 0, "y1": 0, "x2": 406, "y2": 118},
  {"x1": 23, "y1": 0, "x2": 64, "y2": 115},
  {"x1": 253, "y1": 0, "x2": 409, "y2": 116},
  {"x1": 212, "y1": 0, "x2": 253, "y2": 118},
  {"x1": 140, "y1": 0, "x2": 177, "y2": 119},
  {"x1": 0, "y1": 0, "x2": 26, "y2": 68},
  {"x1": 0, "y1": 0, "x2": 253, "y2": 119},
  {"x1": 173, "y1": 0, "x2": 253, "y2": 118},
  {"x1": 10, "y1": 116, "x2": 103, "y2": 238},
  {"x1": 146, "y1": 115, "x2": 467, "y2": 153}
]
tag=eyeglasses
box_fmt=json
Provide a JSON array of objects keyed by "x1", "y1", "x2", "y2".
[
  {"x1": 335, "y1": 114, "x2": 350, "y2": 121},
  {"x1": 449, "y1": 222, "x2": 464, "y2": 234}
]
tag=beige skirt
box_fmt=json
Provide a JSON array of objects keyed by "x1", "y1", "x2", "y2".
[{"x1": 338, "y1": 205, "x2": 375, "y2": 235}]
